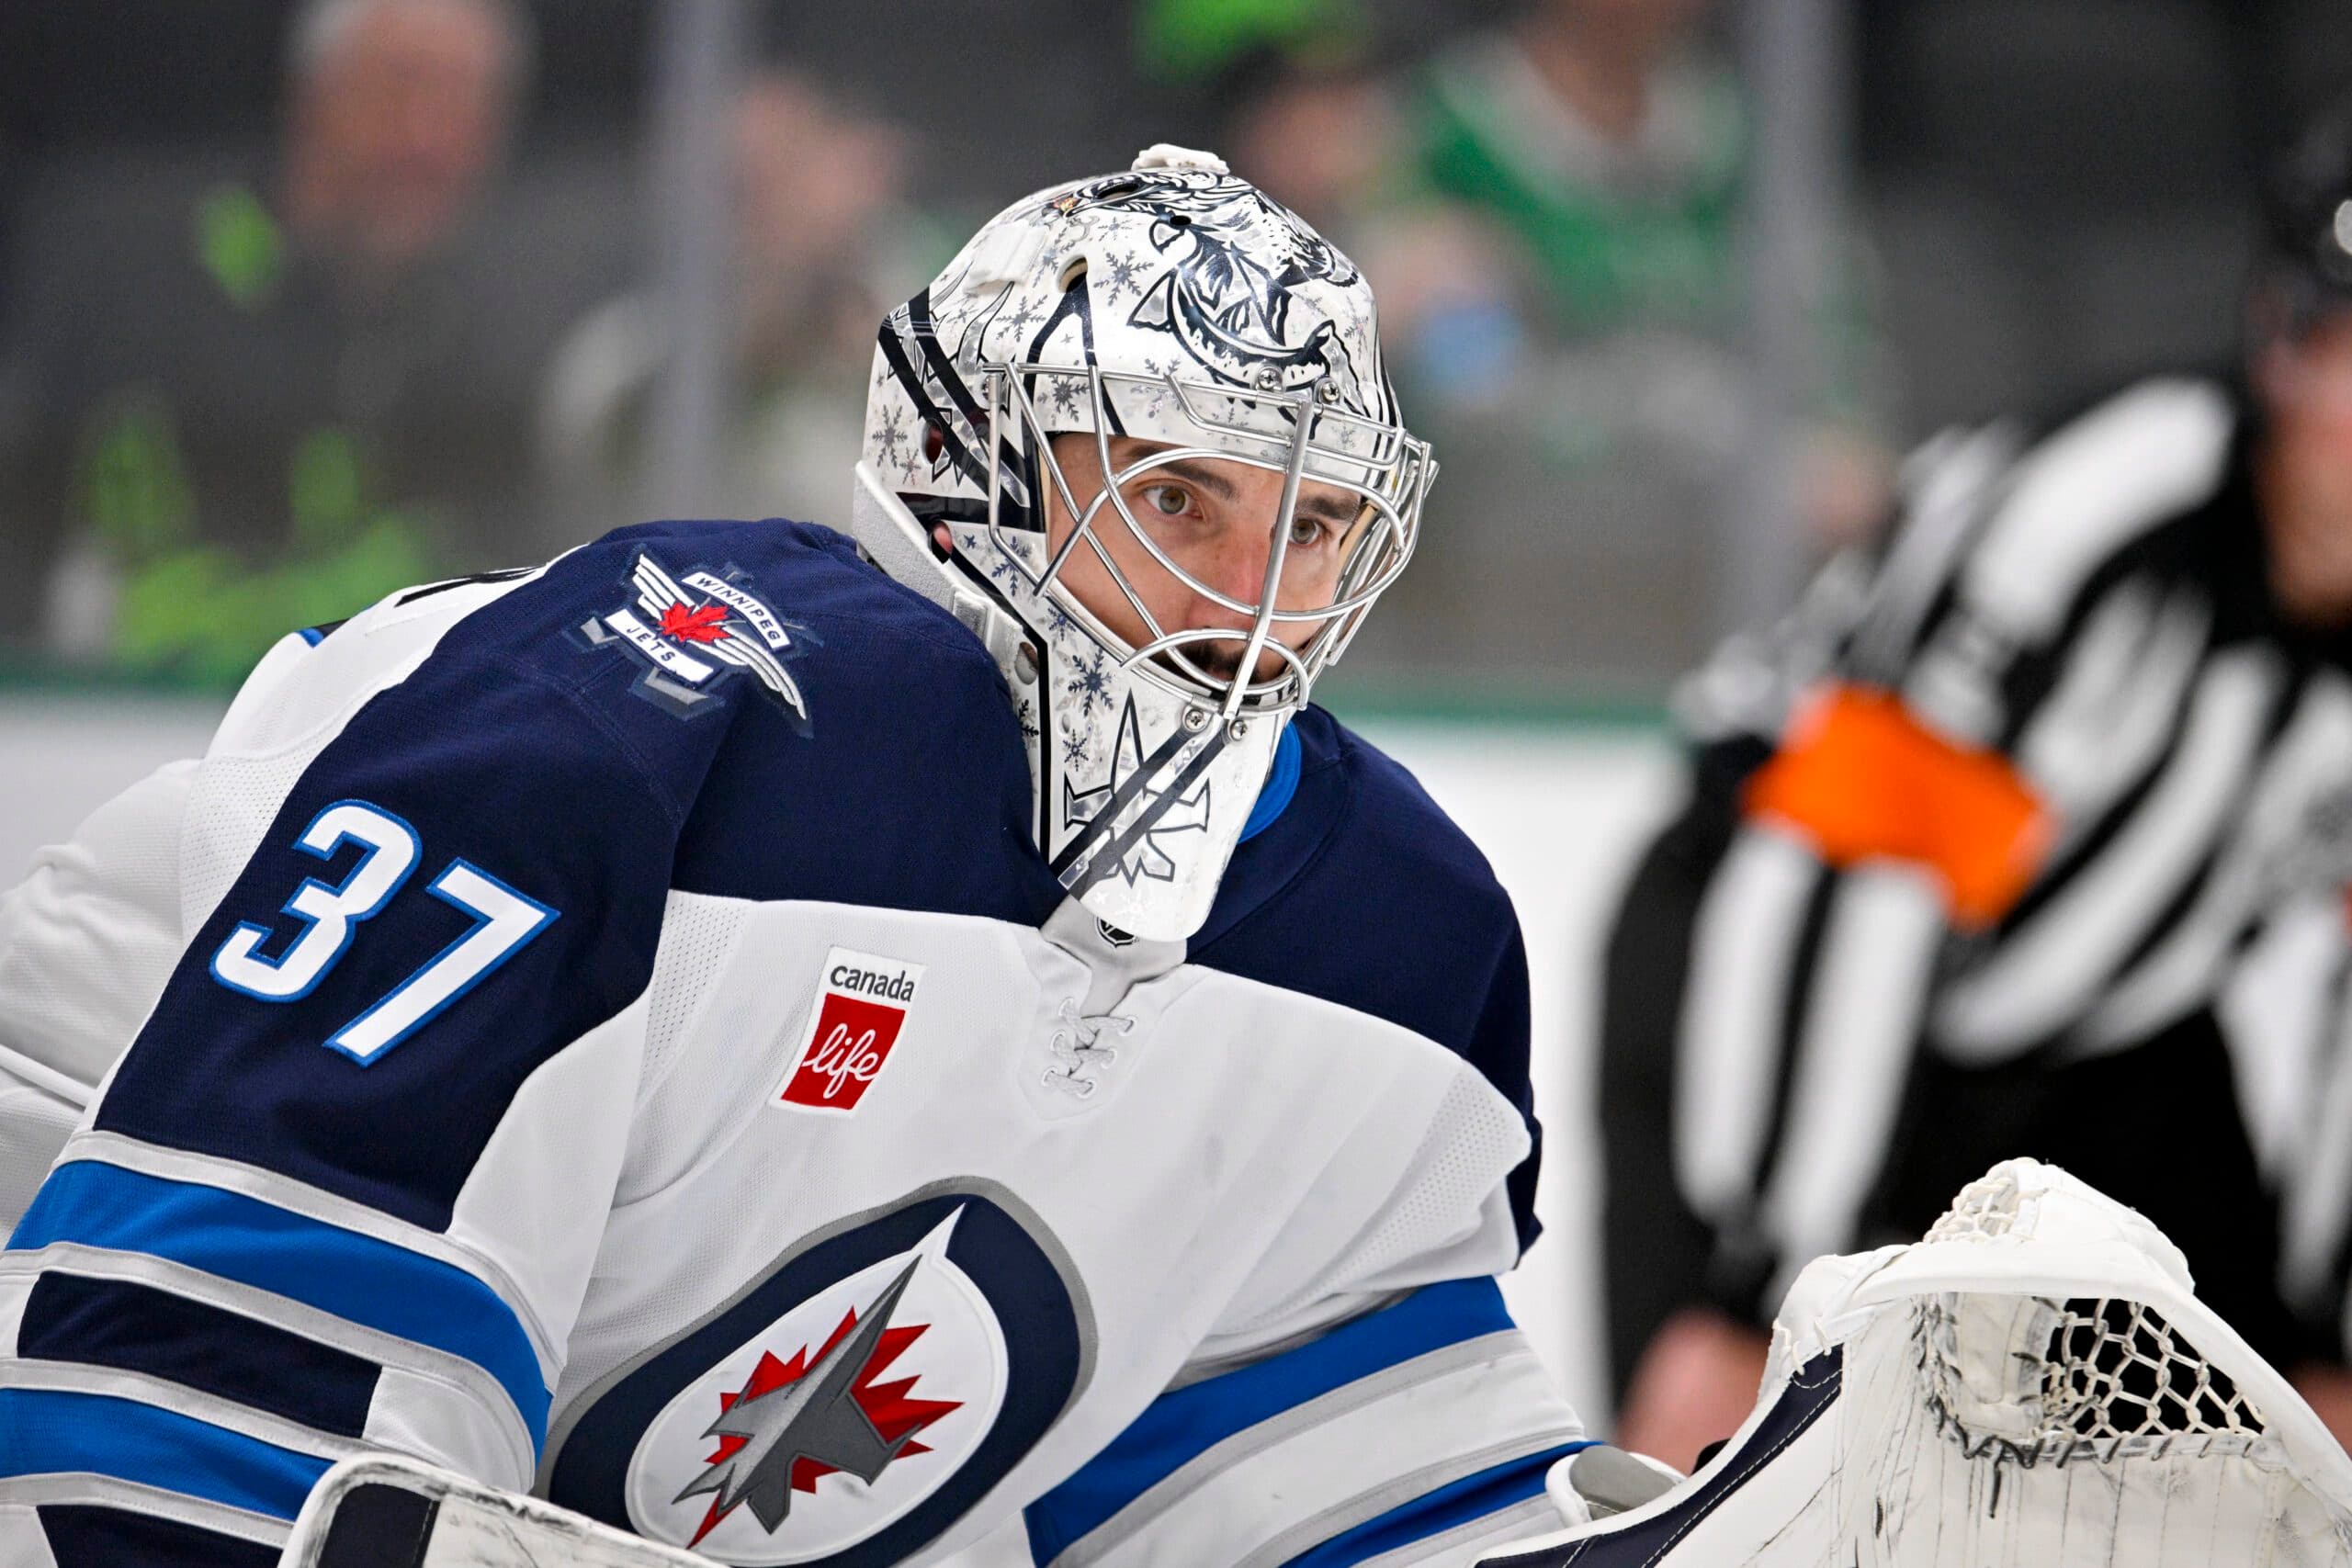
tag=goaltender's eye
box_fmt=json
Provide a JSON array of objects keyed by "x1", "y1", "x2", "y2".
[
  {"x1": 1138, "y1": 482, "x2": 1193, "y2": 519},
  {"x1": 1287, "y1": 514, "x2": 1330, "y2": 548}
]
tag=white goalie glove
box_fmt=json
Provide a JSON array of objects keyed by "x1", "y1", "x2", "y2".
[
  {"x1": 278, "y1": 1453, "x2": 717, "y2": 1567},
  {"x1": 1480, "y1": 1158, "x2": 2352, "y2": 1566}
]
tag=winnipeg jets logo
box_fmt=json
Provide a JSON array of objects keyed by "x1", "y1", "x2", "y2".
[
  {"x1": 1062, "y1": 694, "x2": 1212, "y2": 886},
  {"x1": 608, "y1": 1204, "x2": 1019, "y2": 1563},
  {"x1": 673, "y1": 1254, "x2": 961, "y2": 1547},
  {"x1": 552, "y1": 1190, "x2": 1076, "y2": 1564},
  {"x1": 573, "y1": 552, "x2": 813, "y2": 727}
]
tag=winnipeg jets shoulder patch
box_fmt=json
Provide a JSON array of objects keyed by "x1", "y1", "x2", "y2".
[{"x1": 572, "y1": 551, "x2": 817, "y2": 729}]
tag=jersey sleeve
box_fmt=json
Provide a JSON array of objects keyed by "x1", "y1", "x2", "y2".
[
  {"x1": 1023, "y1": 1280, "x2": 1586, "y2": 1568},
  {"x1": 1023, "y1": 891, "x2": 1581, "y2": 1567},
  {"x1": 0, "y1": 628, "x2": 698, "y2": 1564},
  {"x1": 0, "y1": 758, "x2": 199, "y2": 1235}
]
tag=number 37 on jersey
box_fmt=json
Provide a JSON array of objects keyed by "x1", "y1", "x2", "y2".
[{"x1": 208, "y1": 798, "x2": 559, "y2": 1066}]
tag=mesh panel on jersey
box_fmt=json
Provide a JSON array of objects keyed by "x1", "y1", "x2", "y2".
[
  {"x1": 637, "y1": 895, "x2": 753, "y2": 1098},
  {"x1": 1231, "y1": 1070, "x2": 1525, "y2": 1335},
  {"x1": 1340, "y1": 1072, "x2": 1525, "y2": 1289},
  {"x1": 179, "y1": 747, "x2": 333, "y2": 935}
]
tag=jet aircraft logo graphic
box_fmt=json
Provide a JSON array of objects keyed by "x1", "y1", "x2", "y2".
[
  {"x1": 574, "y1": 552, "x2": 813, "y2": 725},
  {"x1": 548, "y1": 1191, "x2": 1082, "y2": 1564},
  {"x1": 673, "y1": 1254, "x2": 961, "y2": 1547}
]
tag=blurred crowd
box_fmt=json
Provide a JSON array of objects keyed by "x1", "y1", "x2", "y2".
[{"x1": 0, "y1": 0, "x2": 2331, "y2": 693}]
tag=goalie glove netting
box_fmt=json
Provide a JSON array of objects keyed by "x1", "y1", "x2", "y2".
[
  {"x1": 1918, "y1": 1292, "x2": 2268, "y2": 1454},
  {"x1": 1838, "y1": 1167, "x2": 2344, "y2": 1565},
  {"x1": 1483, "y1": 1160, "x2": 2352, "y2": 1567},
  {"x1": 1915, "y1": 1168, "x2": 2270, "y2": 1462}
]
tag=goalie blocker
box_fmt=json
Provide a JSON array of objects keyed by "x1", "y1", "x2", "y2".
[{"x1": 279, "y1": 1160, "x2": 2352, "y2": 1568}]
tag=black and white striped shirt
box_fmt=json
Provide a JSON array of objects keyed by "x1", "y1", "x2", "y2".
[{"x1": 1607, "y1": 376, "x2": 2352, "y2": 1369}]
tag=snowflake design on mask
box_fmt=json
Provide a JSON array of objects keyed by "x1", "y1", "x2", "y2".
[
  {"x1": 1059, "y1": 693, "x2": 1216, "y2": 887},
  {"x1": 1001, "y1": 298, "x2": 1045, "y2": 339},
  {"x1": 1136, "y1": 357, "x2": 1179, "y2": 422},
  {"x1": 873, "y1": 403, "x2": 910, "y2": 471},
  {"x1": 1102, "y1": 252, "x2": 1151, "y2": 301},
  {"x1": 1060, "y1": 727, "x2": 1093, "y2": 770},
  {"x1": 1071, "y1": 657, "x2": 1114, "y2": 715},
  {"x1": 1046, "y1": 377, "x2": 1083, "y2": 420}
]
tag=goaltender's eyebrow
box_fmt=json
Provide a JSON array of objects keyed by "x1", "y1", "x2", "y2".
[{"x1": 1152, "y1": 456, "x2": 1360, "y2": 524}]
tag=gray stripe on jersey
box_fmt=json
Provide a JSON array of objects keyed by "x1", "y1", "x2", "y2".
[
  {"x1": 2016, "y1": 581, "x2": 2211, "y2": 822},
  {"x1": 1230, "y1": 1431, "x2": 1580, "y2": 1568},
  {"x1": 1050, "y1": 1330, "x2": 1531, "y2": 1568},
  {"x1": 0, "y1": 1473, "x2": 291, "y2": 1548},
  {"x1": 1849, "y1": 423, "x2": 2020, "y2": 683},
  {"x1": 55, "y1": 1131, "x2": 560, "y2": 1382},
  {"x1": 2084, "y1": 679, "x2": 2352, "y2": 1055},
  {"x1": 0, "y1": 1241, "x2": 535, "y2": 1483},
  {"x1": 2284, "y1": 978, "x2": 2352, "y2": 1318},
  {"x1": 1936, "y1": 648, "x2": 2281, "y2": 1059}
]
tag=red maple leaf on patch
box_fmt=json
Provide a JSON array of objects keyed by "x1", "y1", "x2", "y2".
[
  {"x1": 660, "y1": 602, "x2": 731, "y2": 644},
  {"x1": 686, "y1": 1308, "x2": 963, "y2": 1548}
]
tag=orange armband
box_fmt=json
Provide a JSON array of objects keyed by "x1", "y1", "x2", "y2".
[{"x1": 1743, "y1": 682, "x2": 2050, "y2": 928}]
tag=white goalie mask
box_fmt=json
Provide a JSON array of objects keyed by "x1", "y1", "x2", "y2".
[{"x1": 848, "y1": 145, "x2": 1434, "y2": 941}]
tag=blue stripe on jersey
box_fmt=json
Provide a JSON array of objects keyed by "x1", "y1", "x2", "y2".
[
  {"x1": 18, "y1": 1271, "x2": 380, "y2": 1438},
  {"x1": 39, "y1": 1504, "x2": 282, "y2": 1568},
  {"x1": 1238, "y1": 723, "x2": 1302, "y2": 844},
  {"x1": 0, "y1": 1387, "x2": 330, "y2": 1521},
  {"x1": 1282, "y1": 1441, "x2": 1593, "y2": 1567},
  {"x1": 10, "y1": 1160, "x2": 548, "y2": 1450},
  {"x1": 1023, "y1": 1279, "x2": 1513, "y2": 1563}
]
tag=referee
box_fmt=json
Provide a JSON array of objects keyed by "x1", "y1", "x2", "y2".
[{"x1": 1601, "y1": 103, "x2": 2352, "y2": 1467}]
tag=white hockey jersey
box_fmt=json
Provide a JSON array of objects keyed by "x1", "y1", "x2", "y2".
[{"x1": 0, "y1": 520, "x2": 1582, "y2": 1568}]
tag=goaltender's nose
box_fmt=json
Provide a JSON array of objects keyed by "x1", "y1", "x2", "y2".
[{"x1": 1181, "y1": 513, "x2": 1281, "y2": 627}]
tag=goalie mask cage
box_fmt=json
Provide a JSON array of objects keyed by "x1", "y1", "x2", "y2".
[{"x1": 1488, "y1": 1161, "x2": 2352, "y2": 1567}]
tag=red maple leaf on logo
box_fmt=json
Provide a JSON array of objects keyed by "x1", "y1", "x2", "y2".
[
  {"x1": 659, "y1": 602, "x2": 731, "y2": 644},
  {"x1": 687, "y1": 1308, "x2": 963, "y2": 1547}
]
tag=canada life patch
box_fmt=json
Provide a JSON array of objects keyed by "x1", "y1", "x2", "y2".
[{"x1": 776, "y1": 950, "x2": 925, "y2": 1112}]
